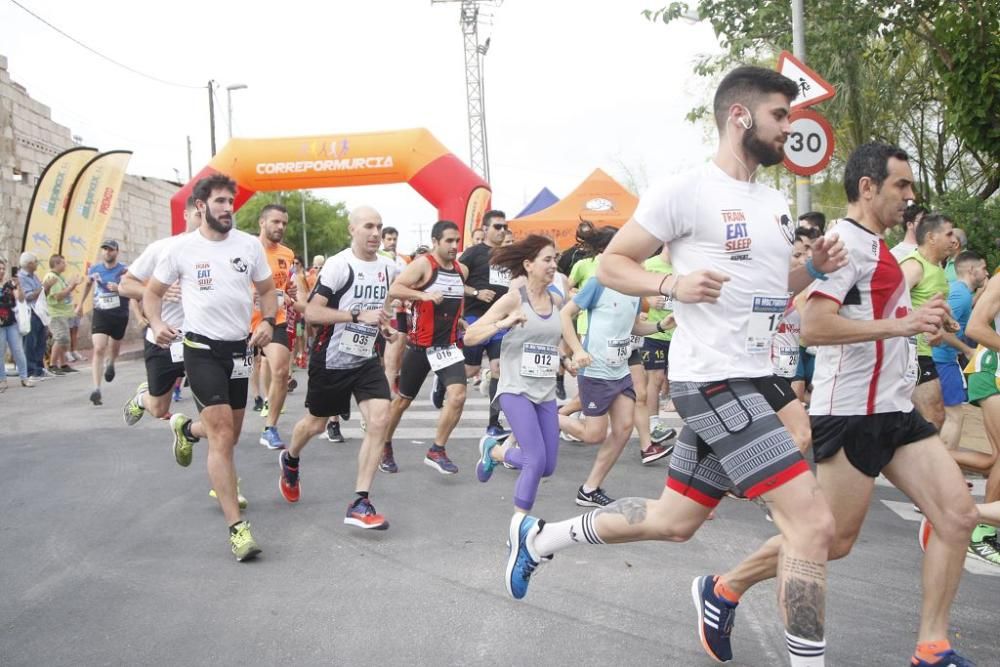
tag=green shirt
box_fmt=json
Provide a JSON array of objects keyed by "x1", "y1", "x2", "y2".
[
  {"x1": 43, "y1": 271, "x2": 74, "y2": 318},
  {"x1": 569, "y1": 257, "x2": 600, "y2": 335},
  {"x1": 903, "y1": 249, "x2": 950, "y2": 356},
  {"x1": 643, "y1": 255, "x2": 675, "y2": 341}
]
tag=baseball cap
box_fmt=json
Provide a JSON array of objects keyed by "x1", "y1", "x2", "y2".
[{"x1": 100, "y1": 239, "x2": 119, "y2": 250}]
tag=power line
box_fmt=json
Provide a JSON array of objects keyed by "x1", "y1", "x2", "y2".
[{"x1": 7, "y1": 0, "x2": 203, "y2": 90}]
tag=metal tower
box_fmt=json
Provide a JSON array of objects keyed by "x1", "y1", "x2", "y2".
[{"x1": 432, "y1": 0, "x2": 500, "y2": 184}]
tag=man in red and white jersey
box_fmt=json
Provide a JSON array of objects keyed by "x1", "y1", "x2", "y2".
[
  {"x1": 719, "y1": 142, "x2": 978, "y2": 667},
  {"x1": 379, "y1": 220, "x2": 468, "y2": 475}
]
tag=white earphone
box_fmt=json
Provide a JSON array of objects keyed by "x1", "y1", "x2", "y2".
[{"x1": 731, "y1": 104, "x2": 753, "y2": 130}]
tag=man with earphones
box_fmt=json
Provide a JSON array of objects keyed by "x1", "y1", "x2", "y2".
[{"x1": 501, "y1": 66, "x2": 850, "y2": 667}]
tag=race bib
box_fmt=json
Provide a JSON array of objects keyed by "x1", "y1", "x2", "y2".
[
  {"x1": 773, "y1": 345, "x2": 799, "y2": 378},
  {"x1": 427, "y1": 344, "x2": 463, "y2": 372},
  {"x1": 605, "y1": 337, "x2": 630, "y2": 367},
  {"x1": 746, "y1": 294, "x2": 789, "y2": 353},
  {"x1": 276, "y1": 290, "x2": 285, "y2": 309},
  {"x1": 170, "y1": 340, "x2": 184, "y2": 364},
  {"x1": 630, "y1": 335, "x2": 644, "y2": 352},
  {"x1": 338, "y1": 323, "x2": 378, "y2": 357},
  {"x1": 231, "y1": 349, "x2": 253, "y2": 379},
  {"x1": 521, "y1": 343, "x2": 557, "y2": 378},
  {"x1": 489, "y1": 265, "x2": 511, "y2": 288},
  {"x1": 96, "y1": 294, "x2": 120, "y2": 310},
  {"x1": 904, "y1": 336, "x2": 919, "y2": 385}
]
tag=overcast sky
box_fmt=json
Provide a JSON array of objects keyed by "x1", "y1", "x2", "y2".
[{"x1": 1, "y1": 0, "x2": 725, "y2": 251}]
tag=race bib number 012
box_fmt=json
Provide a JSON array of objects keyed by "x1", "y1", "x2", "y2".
[
  {"x1": 746, "y1": 294, "x2": 789, "y2": 353},
  {"x1": 427, "y1": 344, "x2": 463, "y2": 372},
  {"x1": 521, "y1": 343, "x2": 557, "y2": 378},
  {"x1": 339, "y1": 323, "x2": 378, "y2": 357}
]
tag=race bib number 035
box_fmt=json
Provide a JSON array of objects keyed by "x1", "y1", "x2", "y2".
[
  {"x1": 427, "y1": 344, "x2": 463, "y2": 372},
  {"x1": 521, "y1": 343, "x2": 557, "y2": 378},
  {"x1": 339, "y1": 323, "x2": 378, "y2": 357}
]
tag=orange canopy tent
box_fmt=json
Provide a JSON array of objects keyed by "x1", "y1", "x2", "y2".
[{"x1": 508, "y1": 168, "x2": 638, "y2": 250}]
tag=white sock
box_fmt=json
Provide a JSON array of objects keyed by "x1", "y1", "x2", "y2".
[
  {"x1": 786, "y1": 632, "x2": 825, "y2": 666},
  {"x1": 532, "y1": 512, "x2": 604, "y2": 557}
]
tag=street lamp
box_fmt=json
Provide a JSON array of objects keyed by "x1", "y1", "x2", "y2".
[{"x1": 226, "y1": 84, "x2": 248, "y2": 139}]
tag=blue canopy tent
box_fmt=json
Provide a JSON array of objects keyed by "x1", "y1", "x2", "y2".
[{"x1": 515, "y1": 187, "x2": 559, "y2": 218}]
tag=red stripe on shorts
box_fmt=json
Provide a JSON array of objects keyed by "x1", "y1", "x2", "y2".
[
  {"x1": 666, "y1": 477, "x2": 722, "y2": 509},
  {"x1": 743, "y1": 459, "x2": 809, "y2": 499}
]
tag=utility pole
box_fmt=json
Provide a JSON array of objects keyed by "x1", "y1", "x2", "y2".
[
  {"x1": 432, "y1": 0, "x2": 500, "y2": 183},
  {"x1": 300, "y1": 193, "x2": 309, "y2": 262},
  {"x1": 791, "y1": 0, "x2": 810, "y2": 215},
  {"x1": 186, "y1": 136, "x2": 192, "y2": 180},
  {"x1": 207, "y1": 80, "x2": 217, "y2": 157}
]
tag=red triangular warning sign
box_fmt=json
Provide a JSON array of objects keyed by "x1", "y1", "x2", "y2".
[{"x1": 776, "y1": 51, "x2": 836, "y2": 109}]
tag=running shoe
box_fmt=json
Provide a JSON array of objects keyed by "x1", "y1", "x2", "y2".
[
  {"x1": 170, "y1": 413, "x2": 194, "y2": 467},
  {"x1": 325, "y1": 421, "x2": 344, "y2": 443},
  {"x1": 651, "y1": 423, "x2": 678, "y2": 444},
  {"x1": 229, "y1": 521, "x2": 261, "y2": 562},
  {"x1": 477, "y1": 435, "x2": 499, "y2": 482},
  {"x1": 210, "y1": 480, "x2": 249, "y2": 509},
  {"x1": 260, "y1": 400, "x2": 269, "y2": 418},
  {"x1": 58, "y1": 365, "x2": 79, "y2": 373},
  {"x1": 123, "y1": 382, "x2": 148, "y2": 426},
  {"x1": 486, "y1": 424, "x2": 511, "y2": 439},
  {"x1": 911, "y1": 649, "x2": 977, "y2": 666},
  {"x1": 640, "y1": 443, "x2": 671, "y2": 465},
  {"x1": 340, "y1": 411, "x2": 350, "y2": 421},
  {"x1": 576, "y1": 486, "x2": 614, "y2": 507},
  {"x1": 344, "y1": 496, "x2": 389, "y2": 530},
  {"x1": 968, "y1": 524, "x2": 1000, "y2": 565},
  {"x1": 48, "y1": 366, "x2": 66, "y2": 376},
  {"x1": 561, "y1": 429, "x2": 582, "y2": 443},
  {"x1": 918, "y1": 516, "x2": 932, "y2": 553},
  {"x1": 425, "y1": 447, "x2": 458, "y2": 474},
  {"x1": 278, "y1": 451, "x2": 300, "y2": 503},
  {"x1": 431, "y1": 374, "x2": 445, "y2": 409},
  {"x1": 555, "y1": 377, "x2": 566, "y2": 401},
  {"x1": 173, "y1": 385, "x2": 182, "y2": 402},
  {"x1": 691, "y1": 575, "x2": 737, "y2": 663},
  {"x1": 104, "y1": 360, "x2": 115, "y2": 383},
  {"x1": 505, "y1": 513, "x2": 543, "y2": 600},
  {"x1": 287, "y1": 377, "x2": 297, "y2": 393},
  {"x1": 379, "y1": 443, "x2": 398, "y2": 473},
  {"x1": 89, "y1": 388, "x2": 102, "y2": 406},
  {"x1": 252, "y1": 395, "x2": 264, "y2": 412},
  {"x1": 259, "y1": 426, "x2": 286, "y2": 450}
]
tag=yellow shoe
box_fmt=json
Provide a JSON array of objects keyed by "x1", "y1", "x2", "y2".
[
  {"x1": 209, "y1": 478, "x2": 249, "y2": 509},
  {"x1": 229, "y1": 521, "x2": 261, "y2": 562}
]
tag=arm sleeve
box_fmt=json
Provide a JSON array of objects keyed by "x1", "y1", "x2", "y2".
[{"x1": 633, "y1": 175, "x2": 696, "y2": 243}]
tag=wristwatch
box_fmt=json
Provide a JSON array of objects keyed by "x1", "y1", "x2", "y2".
[
  {"x1": 262, "y1": 316, "x2": 276, "y2": 328},
  {"x1": 350, "y1": 304, "x2": 361, "y2": 324},
  {"x1": 473, "y1": 289, "x2": 480, "y2": 297}
]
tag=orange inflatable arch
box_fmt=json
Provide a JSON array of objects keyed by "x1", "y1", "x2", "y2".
[{"x1": 171, "y1": 128, "x2": 491, "y2": 244}]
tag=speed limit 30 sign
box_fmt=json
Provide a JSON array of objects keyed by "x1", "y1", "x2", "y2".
[{"x1": 783, "y1": 108, "x2": 835, "y2": 176}]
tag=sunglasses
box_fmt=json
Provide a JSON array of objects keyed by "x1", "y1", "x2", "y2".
[{"x1": 491, "y1": 223, "x2": 508, "y2": 230}]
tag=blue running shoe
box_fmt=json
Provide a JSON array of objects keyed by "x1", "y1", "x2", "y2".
[
  {"x1": 911, "y1": 650, "x2": 977, "y2": 666},
  {"x1": 486, "y1": 424, "x2": 511, "y2": 439},
  {"x1": 172, "y1": 385, "x2": 182, "y2": 402},
  {"x1": 477, "y1": 435, "x2": 498, "y2": 483},
  {"x1": 691, "y1": 575, "x2": 736, "y2": 663},
  {"x1": 259, "y1": 426, "x2": 286, "y2": 450},
  {"x1": 505, "y1": 514, "x2": 543, "y2": 600}
]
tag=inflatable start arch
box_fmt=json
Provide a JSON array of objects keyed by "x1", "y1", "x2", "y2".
[{"x1": 171, "y1": 128, "x2": 491, "y2": 245}]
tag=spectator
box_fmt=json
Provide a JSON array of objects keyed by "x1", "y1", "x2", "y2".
[
  {"x1": 556, "y1": 219, "x2": 595, "y2": 276},
  {"x1": 42, "y1": 254, "x2": 82, "y2": 374},
  {"x1": 16, "y1": 252, "x2": 49, "y2": 379},
  {"x1": 797, "y1": 210, "x2": 826, "y2": 234},
  {"x1": 0, "y1": 257, "x2": 33, "y2": 390}
]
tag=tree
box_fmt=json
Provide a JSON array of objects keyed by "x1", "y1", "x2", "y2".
[
  {"x1": 644, "y1": 1, "x2": 999, "y2": 201},
  {"x1": 235, "y1": 191, "x2": 350, "y2": 260}
]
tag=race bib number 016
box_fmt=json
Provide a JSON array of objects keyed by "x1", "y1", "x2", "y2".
[
  {"x1": 746, "y1": 294, "x2": 789, "y2": 353},
  {"x1": 521, "y1": 343, "x2": 557, "y2": 378},
  {"x1": 427, "y1": 344, "x2": 463, "y2": 372},
  {"x1": 339, "y1": 323, "x2": 378, "y2": 357}
]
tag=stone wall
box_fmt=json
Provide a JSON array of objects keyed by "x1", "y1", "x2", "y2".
[{"x1": 0, "y1": 53, "x2": 179, "y2": 348}]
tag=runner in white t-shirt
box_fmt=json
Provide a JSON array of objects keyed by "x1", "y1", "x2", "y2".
[
  {"x1": 276, "y1": 206, "x2": 400, "y2": 530},
  {"x1": 718, "y1": 144, "x2": 977, "y2": 667},
  {"x1": 500, "y1": 67, "x2": 849, "y2": 667},
  {"x1": 145, "y1": 174, "x2": 277, "y2": 563}
]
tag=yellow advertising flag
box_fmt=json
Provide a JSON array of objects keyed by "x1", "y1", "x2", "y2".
[
  {"x1": 60, "y1": 150, "x2": 132, "y2": 286},
  {"x1": 21, "y1": 146, "x2": 99, "y2": 259}
]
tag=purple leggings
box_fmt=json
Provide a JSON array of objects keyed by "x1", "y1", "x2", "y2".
[{"x1": 498, "y1": 393, "x2": 559, "y2": 511}]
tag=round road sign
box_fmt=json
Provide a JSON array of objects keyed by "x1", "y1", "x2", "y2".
[{"x1": 783, "y1": 108, "x2": 835, "y2": 176}]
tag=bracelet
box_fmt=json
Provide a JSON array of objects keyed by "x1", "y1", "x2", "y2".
[
  {"x1": 658, "y1": 273, "x2": 670, "y2": 296},
  {"x1": 655, "y1": 319, "x2": 664, "y2": 333},
  {"x1": 805, "y1": 258, "x2": 828, "y2": 281},
  {"x1": 666, "y1": 274, "x2": 682, "y2": 302}
]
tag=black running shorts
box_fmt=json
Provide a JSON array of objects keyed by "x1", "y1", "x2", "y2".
[
  {"x1": 666, "y1": 378, "x2": 808, "y2": 507},
  {"x1": 183, "y1": 334, "x2": 251, "y2": 410},
  {"x1": 751, "y1": 374, "x2": 797, "y2": 412},
  {"x1": 399, "y1": 343, "x2": 466, "y2": 400},
  {"x1": 144, "y1": 339, "x2": 185, "y2": 397},
  {"x1": 811, "y1": 410, "x2": 937, "y2": 477},
  {"x1": 917, "y1": 355, "x2": 939, "y2": 385},
  {"x1": 92, "y1": 310, "x2": 128, "y2": 340},
  {"x1": 641, "y1": 338, "x2": 670, "y2": 371},
  {"x1": 306, "y1": 357, "x2": 390, "y2": 418}
]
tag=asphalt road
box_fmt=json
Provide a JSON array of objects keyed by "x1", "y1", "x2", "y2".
[{"x1": 1, "y1": 359, "x2": 996, "y2": 666}]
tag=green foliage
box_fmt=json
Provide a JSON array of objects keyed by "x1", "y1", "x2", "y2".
[
  {"x1": 937, "y1": 192, "x2": 1000, "y2": 272},
  {"x1": 645, "y1": 0, "x2": 999, "y2": 201},
  {"x1": 235, "y1": 191, "x2": 350, "y2": 260}
]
